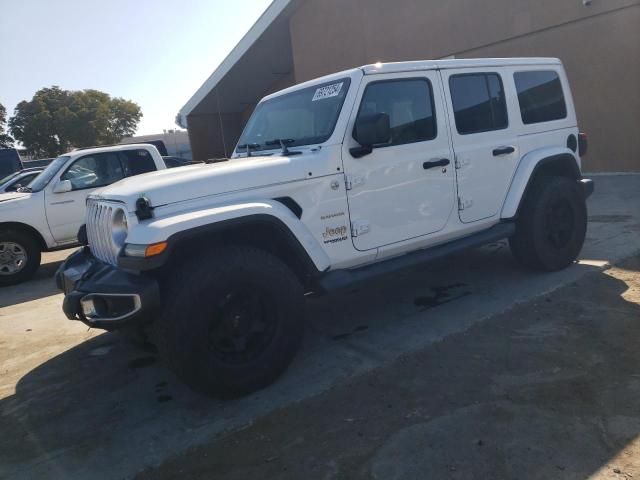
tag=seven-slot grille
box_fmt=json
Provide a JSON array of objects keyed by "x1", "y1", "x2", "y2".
[{"x1": 86, "y1": 199, "x2": 119, "y2": 265}]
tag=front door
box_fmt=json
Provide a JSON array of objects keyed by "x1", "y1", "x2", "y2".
[
  {"x1": 342, "y1": 71, "x2": 456, "y2": 251},
  {"x1": 45, "y1": 151, "x2": 125, "y2": 243},
  {"x1": 441, "y1": 68, "x2": 520, "y2": 223}
]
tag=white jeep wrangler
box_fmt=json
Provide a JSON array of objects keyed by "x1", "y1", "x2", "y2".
[
  {"x1": 0, "y1": 144, "x2": 168, "y2": 285},
  {"x1": 57, "y1": 58, "x2": 593, "y2": 396}
]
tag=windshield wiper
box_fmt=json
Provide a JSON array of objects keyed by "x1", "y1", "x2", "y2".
[
  {"x1": 265, "y1": 138, "x2": 302, "y2": 156},
  {"x1": 237, "y1": 143, "x2": 260, "y2": 157}
]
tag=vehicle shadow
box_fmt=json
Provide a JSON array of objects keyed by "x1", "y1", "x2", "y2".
[
  {"x1": 357, "y1": 261, "x2": 640, "y2": 480},
  {"x1": 1, "y1": 250, "x2": 637, "y2": 479},
  {"x1": 0, "y1": 331, "x2": 197, "y2": 479},
  {"x1": 137, "y1": 258, "x2": 640, "y2": 480},
  {"x1": 0, "y1": 259, "x2": 63, "y2": 308}
]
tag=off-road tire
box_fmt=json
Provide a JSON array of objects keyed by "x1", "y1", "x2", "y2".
[
  {"x1": 0, "y1": 229, "x2": 41, "y2": 286},
  {"x1": 153, "y1": 246, "x2": 304, "y2": 397},
  {"x1": 509, "y1": 176, "x2": 587, "y2": 272}
]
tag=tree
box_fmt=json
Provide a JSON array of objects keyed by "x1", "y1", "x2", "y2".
[
  {"x1": 0, "y1": 102, "x2": 14, "y2": 148},
  {"x1": 8, "y1": 87, "x2": 142, "y2": 157}
]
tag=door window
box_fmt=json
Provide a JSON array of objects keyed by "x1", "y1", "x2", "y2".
[
  {"x1": 355, "y1": 78, "x2": 437, "y2": 147},
  {"x1": 449, "y1": 73, "x2": 508, "y2": 135},
  {"x1": 61, "y1": 153, "x2": 124, "y2": 190}
]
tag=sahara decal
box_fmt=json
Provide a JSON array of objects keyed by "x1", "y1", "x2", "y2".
[{"x1": 321, "y1": 211, "x2": 345, "y2": 221}]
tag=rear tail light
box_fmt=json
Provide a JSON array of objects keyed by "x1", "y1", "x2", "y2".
[{"x1": 578, "y1": 132, "x2": 588, "y2": 157}]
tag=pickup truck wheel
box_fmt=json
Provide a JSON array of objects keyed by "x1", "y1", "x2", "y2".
[
  {"x1": 154, "y1": 246, "x2": 304, "y2": 396},
  {"x1": 509, "y1": 176, "x2": 587, "y2": 272},
  {"x1": 0, "y1": 230, "x2": 41, "y2": 286}
]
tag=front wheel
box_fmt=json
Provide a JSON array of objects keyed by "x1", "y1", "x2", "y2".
[
  {"x1": 0, "y1": 230, "x2": 42, "y2": 286},
  {"x1": 153, "y1": 246, "x2": 305, "y2": 397},
  {"x1": 509, "y1": 176, "x2": 587, "y2": 272}
]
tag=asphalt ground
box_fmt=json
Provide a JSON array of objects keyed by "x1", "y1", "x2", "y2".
[{"x1": 1, "y1": 174, "x2": 639, "y2": 479}]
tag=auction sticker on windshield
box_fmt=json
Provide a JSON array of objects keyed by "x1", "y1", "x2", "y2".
[{"x1": 312, "y1": 82, "x2": 344, "y2": 101}]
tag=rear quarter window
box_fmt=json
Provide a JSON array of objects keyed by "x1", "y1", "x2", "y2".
[
  {"x1": 120, "y1": 149, "x2": 156, "y2": 176},
  {"x1": 514, "y1": 70, "x2": 567, "y2": 125}
]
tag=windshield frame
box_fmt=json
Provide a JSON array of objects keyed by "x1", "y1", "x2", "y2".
[
  {"x1": 26, "y1": 156, "x2": 70, "y2": 192},
  {"x1": 235, "y1": 77, "x2": 352, "y2": 154}
]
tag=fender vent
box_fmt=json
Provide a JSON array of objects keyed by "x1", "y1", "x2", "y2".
[{"x1": 274, "y1": 197, "x2": 303, "y2": 219}]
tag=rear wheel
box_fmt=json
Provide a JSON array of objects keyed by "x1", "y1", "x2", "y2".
[
  {"x1": 153, "y1": 246, "x2": 304, "y2": 397},
  {"x1": 0, "y1": 230, "x2": 41, "y2": 286},
  {"x1": 509, "y1": 176, "x2": 587, "y2": 271}
]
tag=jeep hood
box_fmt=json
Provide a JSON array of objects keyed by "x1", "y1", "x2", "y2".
[{"x1": 92, "y1": 156, "x2": 310, "y2": 210}]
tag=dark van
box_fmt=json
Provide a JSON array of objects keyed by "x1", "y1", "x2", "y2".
[{"x1": 0, "y1": 148, "x2": 23, "y2": 178}]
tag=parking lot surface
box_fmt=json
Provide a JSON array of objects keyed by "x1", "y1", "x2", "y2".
[
  {"x1": 141, "y1": 255, "x2": 640, "y2": 480},
  {"x1": 1, "y1": 174, "x2": 640, "y2": 479}
]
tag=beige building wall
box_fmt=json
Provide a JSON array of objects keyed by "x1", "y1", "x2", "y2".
[
  {"x1": 458, "y1": 7, "x2": 640, "y2": 172},
  {"x1": 187, "y1": 73, "x2": 296, "y2": 161},
  {"x1": 188, "y1": 112, "x2": 245, "y2": 161},
  {"x1": 289, "y1": 0, "x2": 640, "y2": 172}
]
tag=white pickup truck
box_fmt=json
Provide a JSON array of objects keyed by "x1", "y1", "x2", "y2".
[{"x1": 0, "y1": 144, "x2": 170, "y2": 285}]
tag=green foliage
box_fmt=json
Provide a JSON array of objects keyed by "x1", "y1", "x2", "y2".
[
  {"x1": 8, "y1": 87, "x2": 142, "y2": 157},
  {"x1": 0, "y1": 102, "x2": 14, "y2": 148}
]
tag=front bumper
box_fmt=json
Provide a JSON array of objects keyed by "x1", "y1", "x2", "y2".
[{"x1": 56, "y1": 247, "x2": 160, "y2": 330}]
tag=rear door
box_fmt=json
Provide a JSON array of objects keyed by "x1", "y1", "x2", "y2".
[
  {"x1": 342, "y1": 71, "x2": 456, "y2": 251},
  {"x1": 441, "y1": 68, "x2": 520, "y2": 223}
]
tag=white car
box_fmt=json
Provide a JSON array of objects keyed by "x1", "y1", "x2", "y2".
[
  {"x1": 58, "y1": 58, "x2": 592, "y2": 396},
  {"x1": 0, "y1": 144, "x2": 168, "y2": 285}
]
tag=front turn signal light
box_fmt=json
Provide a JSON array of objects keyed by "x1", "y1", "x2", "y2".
[
  {"x1": 124, "y1": 242, "x2": 168, "y2": 258},
  {"x1": 145, "y1": 242, "x2": 168, "y2": 257}
]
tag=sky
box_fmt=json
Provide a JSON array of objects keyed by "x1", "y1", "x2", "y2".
[{"x1": 0, "y1": 0, "x2": 273, "y2": 136}]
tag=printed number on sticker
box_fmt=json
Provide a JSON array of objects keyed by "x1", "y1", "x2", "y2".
[{"x1": 312, "y1": 83, "x2": 343, "y2": 101}]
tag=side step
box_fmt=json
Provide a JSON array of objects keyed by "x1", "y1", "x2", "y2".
[{"x1": 318, "y1": 222, "x2": 516, "y2": 293}]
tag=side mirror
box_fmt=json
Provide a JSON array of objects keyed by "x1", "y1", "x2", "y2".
[
  {"x1": 351, "y1": 113, "x2": 391, "y2": 158},
  {"x1": 53, "y1": 179, "x2": 72, "y2": 193}
]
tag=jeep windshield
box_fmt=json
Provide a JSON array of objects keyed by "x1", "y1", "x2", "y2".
[
  {"x1": 236, "y1": 78, "x2": 351, "y2": 154},
  {"x1": 23, "y1": 155, "x2": 70, "y2": 192}
]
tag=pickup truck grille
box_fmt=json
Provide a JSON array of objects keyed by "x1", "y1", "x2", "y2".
[{"x1": 86, "y1": 199, "x2": 119, "y2": 266}]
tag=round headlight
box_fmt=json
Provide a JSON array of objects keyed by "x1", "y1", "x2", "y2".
[{"x1": 111, "y1": 208, "x2": 128, "y2": 250}]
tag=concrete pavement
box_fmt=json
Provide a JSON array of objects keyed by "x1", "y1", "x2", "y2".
[
  {"x1": 140, "y1": 257, "x2": 640, "y2": 479},
  {"x1": 1, "y1": 174, "x2": 639, "y2": 479}
]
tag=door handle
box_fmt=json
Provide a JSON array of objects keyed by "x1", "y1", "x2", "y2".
[
  {"x1": 423, "y1": 158, "x2": 450, "y2": 170},
  {"x1": 493, "y1": 146, "x2": 515, "y2": 156}
]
